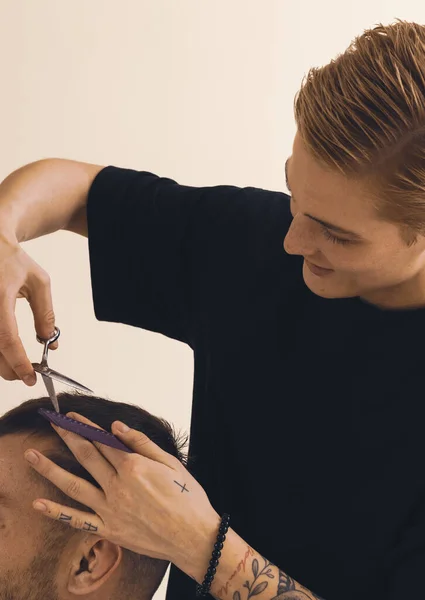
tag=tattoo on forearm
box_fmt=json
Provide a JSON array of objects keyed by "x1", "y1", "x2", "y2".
[
  {"x1": 217, "y1": 546, "x2": 255, "y2": 597},
  {"x1": 174, "y1": 480, "x2": 189, "y2": 493},
  {"x1": 219, "y1": 550, "x2": 325, "y2": 600},
  {"x1": 59, "y1": 512, "x2": 98, "y2": 532},
  {"x1": 233, "y1": 556, "x2": 275, "y2": 599},
  {"x1": 271, "y1": 569, "x2": 317, "y2": 598}
]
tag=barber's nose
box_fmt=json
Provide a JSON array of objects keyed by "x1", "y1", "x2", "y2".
[{"x1": 284, "y1": 214, "x2": 316, "y2": 256}]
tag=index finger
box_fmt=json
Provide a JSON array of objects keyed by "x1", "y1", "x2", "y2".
[{"x1": 0, "y1": 294, "x2": 35, "y2": 384}]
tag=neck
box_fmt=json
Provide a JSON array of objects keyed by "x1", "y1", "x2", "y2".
[{"x1": 361, "y1": 270, "x2": 425, "y2": 310}]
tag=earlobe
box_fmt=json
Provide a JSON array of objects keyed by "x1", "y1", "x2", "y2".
[{"x1": 67, "y1": 539, "x2": 123, "y2": 595}]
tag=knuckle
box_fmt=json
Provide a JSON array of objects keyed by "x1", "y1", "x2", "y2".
[
  {"x1": 0, "y1": 330, "x2": 16, "y2": 351},
  {"x1": 65, "y1": 478, "x2": 81, "y2": 500},
  {"x1": 37, "y1": 269, "x2": 51, "y2": 287},
  {"x1": 123, "y1": 454, "x2": 142, "y2": 473},
  {"x1": 57, "y1": 428, "x2": 71, "y2": 442},
  {"x1": 79, "y1": 444, "x2": 97, "y2": 462},
  {"x1": 131, "y1": 435, "x2": 152, "y2": 453},
  {"x1": 169, "y1": 455, "x2": 182, "y2": 469},
  {"x1": 43, "y1": 308, "x2": 56, "y2": 326}
]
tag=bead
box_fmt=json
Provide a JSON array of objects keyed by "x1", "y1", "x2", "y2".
[{"x1": 196, "y1": 513, "x2": 230, "y2": 597}]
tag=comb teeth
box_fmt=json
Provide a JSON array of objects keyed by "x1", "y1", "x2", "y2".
[{"x1": 38, "y1": 409, "x2": 133, "y2": 453}]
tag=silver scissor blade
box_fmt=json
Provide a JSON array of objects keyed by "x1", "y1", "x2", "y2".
[
  {"x1": 32, "y1": 362, "x2": 92, "y2": 395},
  {"x1": 43, "y1": 368, "x2": 93, "y2": 393},
  {"x1": 41, "y1": 373, "x2": 60, "y2": 413}
]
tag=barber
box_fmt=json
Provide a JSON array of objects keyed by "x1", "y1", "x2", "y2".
[{"x1": 0, "y1": 132, "x2": 424, "y2": 600}]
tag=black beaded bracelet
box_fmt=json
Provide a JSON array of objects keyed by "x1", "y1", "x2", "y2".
[{"x1": 196, "y1": 513, "x2": 231, "y2": 598}]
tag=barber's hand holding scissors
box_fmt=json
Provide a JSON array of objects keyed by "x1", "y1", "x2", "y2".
[{"x1": 24, "y1": 413, "x2": 222, "y2": 580}]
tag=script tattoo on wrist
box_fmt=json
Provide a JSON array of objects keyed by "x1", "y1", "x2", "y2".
[
  {"x1": 59, "y1": 512, "x2": 98, "y2": 532},
  {"x1": 174, "y1": 480, "x2": 189, "y2": 493},
  {"x1": 229, "y1": 555, "x2": 325, "y2": 600}
]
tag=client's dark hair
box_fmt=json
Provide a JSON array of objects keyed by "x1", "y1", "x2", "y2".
[{"x1": 0, "y1": 392, "x2": 188, "y2": 600}]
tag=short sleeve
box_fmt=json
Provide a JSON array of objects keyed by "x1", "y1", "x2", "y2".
[{"x1": 86, "y1": 167, "x2": 291, "y2": 346}]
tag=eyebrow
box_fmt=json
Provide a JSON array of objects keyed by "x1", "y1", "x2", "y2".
[{"x1": 284, "y1": 158, "x2": 363, "y2": 240}]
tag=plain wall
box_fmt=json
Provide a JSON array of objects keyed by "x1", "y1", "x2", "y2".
[{"x1": 1, "y1": 1, "x2": 423, "y2": 598}]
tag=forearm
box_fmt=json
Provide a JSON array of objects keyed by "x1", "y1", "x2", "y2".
[
  {"x1": 0, "y1": 158, "x2": 105, "y2": 242},
  {"x1": 182, "y1": 525, "x2": 325, "y2": 600}
]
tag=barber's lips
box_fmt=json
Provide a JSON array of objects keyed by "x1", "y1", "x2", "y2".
[{"x1": 304, "y1": 259, "x2": 334, "y2": 277}]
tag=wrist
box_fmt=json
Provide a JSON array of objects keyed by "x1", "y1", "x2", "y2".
[
  {"x1": 179, "y1": 519, "x2": 257, "y2": 599},
  {"x1": 173, "y1": 510, "x2": 222, "y2": 582},
  {"x1": 0, "y1": 206, "x2": 19, "y2": 246},
  {"x1": 208, "y1": 528, "x2": 252, "y2": 598}
]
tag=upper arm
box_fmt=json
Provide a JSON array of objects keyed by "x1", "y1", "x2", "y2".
[
  {"x1": 64, "y1": 163, "x2": 106, "y2": 237},
  {"x1": 66, "y1": 204, "x2": 89, "y2": 237}
]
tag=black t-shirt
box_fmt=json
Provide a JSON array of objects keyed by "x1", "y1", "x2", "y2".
[{"x1": 86, "y1": 167, "x2": 425, "y2": 600}]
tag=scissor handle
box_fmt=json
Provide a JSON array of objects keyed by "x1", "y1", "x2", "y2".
[
  {"x1": 36, "y1": 327, "x2": 61, "y2": 345},
  {"x1": 36, "y1": 327, "x2": 61, "y2": 364}
]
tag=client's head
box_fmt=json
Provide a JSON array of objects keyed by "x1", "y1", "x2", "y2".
[{"x1": 0, "y1": 392, "x2": 187, "y2": 600}]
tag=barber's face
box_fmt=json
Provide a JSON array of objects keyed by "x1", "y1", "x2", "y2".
[
  {"x1": 0, "y1": 433, "x2": 122, "y2": 600},
  {"x1": 284, "y1": 132, "x2": 425, "y2": 308}
]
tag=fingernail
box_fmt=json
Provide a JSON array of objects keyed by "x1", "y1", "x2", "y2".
[
  {"x1": 116, "y1": 422, "x2": 130, "y2": 433},
  {"x1": 23, "y1": 375, "x2": 36, "y2": 386},
  {"x1": 33, "y1": 502, "x2": 47, "y2": 512},
  {"x1": 25, "y1": 451, "x2": 39, "y2": 464}
]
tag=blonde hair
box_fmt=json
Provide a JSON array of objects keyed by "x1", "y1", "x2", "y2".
[{"x1": 293, "y1": 18, "x2": 425, "y2": 240}]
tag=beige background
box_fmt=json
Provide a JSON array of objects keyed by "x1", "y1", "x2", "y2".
[{"x1": 1, "y1": 1, "x2": 422, "y2": 598}]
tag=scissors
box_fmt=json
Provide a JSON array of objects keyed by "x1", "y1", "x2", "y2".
[
  {"x1": 32, "y1": 327, "x2": 133, "y2": 453},
  {"x1": 32, "y1": 327, "x2": 92, "y2": 412}
]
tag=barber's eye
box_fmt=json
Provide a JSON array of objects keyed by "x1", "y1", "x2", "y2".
[{"x1": 321, "y1": 227, "x2": 351, "y2": 246}]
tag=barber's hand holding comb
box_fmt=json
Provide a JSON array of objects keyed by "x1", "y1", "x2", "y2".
[{"x1": 24, "y1": 412, "x2": 222, "y2": 582}]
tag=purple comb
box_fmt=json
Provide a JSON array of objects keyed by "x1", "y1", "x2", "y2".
[{"x1": 38, "y1": 409, "x2": 133, "y2": 453}]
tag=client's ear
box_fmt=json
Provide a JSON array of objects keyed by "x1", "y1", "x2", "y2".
[{"x1": 66, "y1": 537, "x2": 123, "y2": 595}]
